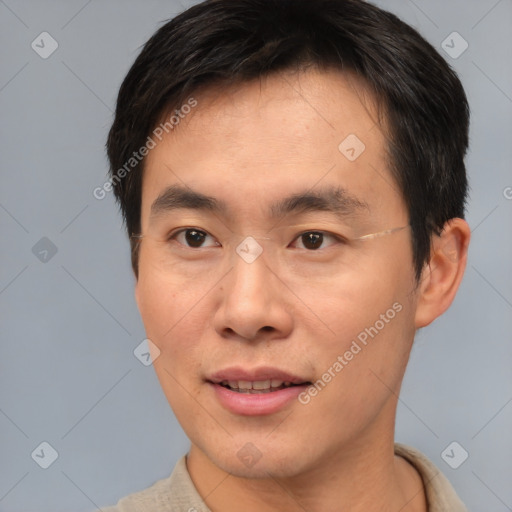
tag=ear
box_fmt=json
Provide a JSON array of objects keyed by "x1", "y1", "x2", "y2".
[{"x1": 414, "y1": 218, "x2": 471, "y2": 328}]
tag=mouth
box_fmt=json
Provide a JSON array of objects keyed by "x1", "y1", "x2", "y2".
[
  {"x1": 216, "y1": 379, "x2": 310, "y2": 394},
  {"x1": 206, "y1": 367, "x2": 312, "y2": 415}
]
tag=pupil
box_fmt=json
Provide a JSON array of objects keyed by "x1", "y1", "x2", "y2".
[
  {"x1": 303, "y1": 232, "x2": 323, "y2": 250},
  {"x1": 185, "y1": 229, "x2": 206, "y2": 247}
]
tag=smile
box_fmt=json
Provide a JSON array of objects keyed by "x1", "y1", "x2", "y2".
[{"x1": 219, "y1": 380, "x2": 304, "y2": 393}]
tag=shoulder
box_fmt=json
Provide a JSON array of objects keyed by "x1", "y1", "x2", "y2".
[
  {"x1": 394, "y1": 443, "x2": 468, "y2": 512},
  {"x1": 97, "y1": 455, "x2": 210, "y2": 512}
]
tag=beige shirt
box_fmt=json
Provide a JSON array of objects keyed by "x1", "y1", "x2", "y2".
[{"x1": 99, "y1": 444, "x2": 467, "y2": 511}]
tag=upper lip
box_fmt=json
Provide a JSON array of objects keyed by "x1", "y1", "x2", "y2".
[{"x1": 208, "y1": 366, "x2": 309, "y2": 384}]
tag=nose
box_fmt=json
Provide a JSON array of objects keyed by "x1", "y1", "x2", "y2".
[{"x1": 213, "y1": 249, "x2": 294, "y2": 342}]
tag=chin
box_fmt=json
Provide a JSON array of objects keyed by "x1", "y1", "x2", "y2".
[{"x1": 205, "y1": 441, "x2": 309, "y2": 479}]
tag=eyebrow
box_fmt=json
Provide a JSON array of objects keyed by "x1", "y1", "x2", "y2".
[
  {"x1": 149, "y1": 184, "x2": 369, "y2": 221},
  {"x1": 150, "y1": 184, "x2": 223, "y2": 218},
  {"x1": 270, "y1": 186, "x2": 369, "y2": 220}
]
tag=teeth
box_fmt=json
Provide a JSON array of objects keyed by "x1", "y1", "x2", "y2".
[
  {"x1": 252, "y1": 380, "x2": 271, "y2": 390},
  {"x1": 220, "y1": 379, "x2": 295, "y2": 390}
]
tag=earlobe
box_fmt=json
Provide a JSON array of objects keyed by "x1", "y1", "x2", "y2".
[{"x1": 414, "y1": 218, "x2": 471, "y2": 328}]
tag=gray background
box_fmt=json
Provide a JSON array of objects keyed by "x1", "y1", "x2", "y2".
[{"x1": 0, "y1": 0, "x2": 511, "y2": 510}]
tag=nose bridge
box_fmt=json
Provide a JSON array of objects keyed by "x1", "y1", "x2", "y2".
[
  {"x1": 234, "y1": 235, "x2": 268, "y2": 265},
  {"x1": 214, "y1": 236, "x2": 292, "y2": 340},
  {"x1": 229, "y1": 237, "x2": 275, "y2": 303}
]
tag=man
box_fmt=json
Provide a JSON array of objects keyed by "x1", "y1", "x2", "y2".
[{"x1": 101, "y1": 0, "x2": 470, "y2": 510}]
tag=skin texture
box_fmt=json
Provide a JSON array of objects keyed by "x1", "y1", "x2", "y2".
[{"x1": 135, "y1": 69, "x2": 470, "y2": 512}]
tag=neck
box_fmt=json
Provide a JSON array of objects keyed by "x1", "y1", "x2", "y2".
[{"x1": 187, "y1": 422, "x2": 426, "y2": 512}]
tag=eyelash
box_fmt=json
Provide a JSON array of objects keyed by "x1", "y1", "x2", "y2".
[{"x1": 167, "y1": 227, "x2": 346, "y2": 250}]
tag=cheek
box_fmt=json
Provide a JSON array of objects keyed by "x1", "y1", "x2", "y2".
[
  {"x1": 301, "y1": 253, "x2": 416, "y2": 417},
  {"x1": 136, "y1": 247, "x2": 206, "y2": 336},
  {"x1": 136, "y1": 275, "x2": 174, "y2": 338},
  {"x1": 136, "y1": 270, "x2": 212, "y2": 417},
  {"x1": 136, "y1": 268, "x2": 203, "y2": 375},
  {"x1": 303, "y1": 265, "x2": 407, "y2": 345}
]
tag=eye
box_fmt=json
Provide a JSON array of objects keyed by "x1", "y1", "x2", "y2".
[
  {"x1": 291, "y1": 231, "x2": 342, "y2": 250},
  {"x1": 170, "y1": 228, "x2": 220, "y2": 248}
]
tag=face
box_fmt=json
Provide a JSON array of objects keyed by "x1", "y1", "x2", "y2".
[{"x1": 135, "y1": 69, "x2": 419, "y2": 478}]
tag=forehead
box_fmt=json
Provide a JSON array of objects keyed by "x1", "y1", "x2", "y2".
[{"x1": 141, "y1": 68, "x2": 406, "y2": 227}]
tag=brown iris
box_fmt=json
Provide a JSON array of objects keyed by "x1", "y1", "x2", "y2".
[
  {"x1": 302, "y1": 232, "x2": 323, "y2": 250},
  {"x1": 185, "y1": 229, "x2": 207, "y2": 247}
]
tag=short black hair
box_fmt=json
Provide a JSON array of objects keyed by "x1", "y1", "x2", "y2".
[{"x1": 106, "y1": 0, "x2": 469, "y2": 280}]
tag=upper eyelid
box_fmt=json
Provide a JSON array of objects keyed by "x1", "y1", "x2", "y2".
[
  {"x1": 294, "y1": 230, "x2": 347, "y2": 242},
  {"x1": 168, "y1": 227, "x2": 214, "y2": 239},
  {"x1": 291, "y1": 230, "x2": 346, "y2": 247},
  {"x1": 168, "y1": 228, "x2": 220, "y2": 248}
]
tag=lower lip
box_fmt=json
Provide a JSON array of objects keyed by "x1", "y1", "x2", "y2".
[{"x1": 209, "y1": 382, "x2": 309, "y2": 416}]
